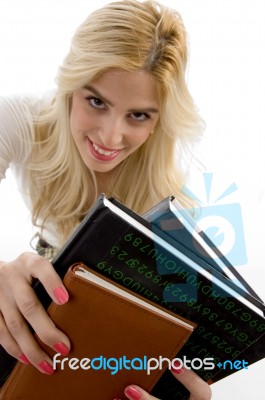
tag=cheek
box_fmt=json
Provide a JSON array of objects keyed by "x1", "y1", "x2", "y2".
[
  {"x1": 129, "y1": 130, "x2": 151, "y2": 147},
  {"x1": 70, "y1": 106, "x2": 90, "y2": 138},
  {"x1": 69, "y1": 104, "x2": 78, "y2": 137},
  {"x1": 69, "y1": 118, "x2": 74, "y2": 140}
]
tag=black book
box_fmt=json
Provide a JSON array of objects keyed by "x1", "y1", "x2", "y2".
[
  {"x1": 1, "y1": 194, "x2": 264, "y2": 399},
  {"x1": 50, "y1": 194, "x2": 265, "y2": 399}
]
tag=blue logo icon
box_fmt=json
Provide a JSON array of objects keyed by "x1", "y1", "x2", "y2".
[
  {"x1": 182, "y1": 173, "x2": 247, "y2": 267},
  {"x1": 152, "y1": 173, "x2": 248, "y2": 301}
]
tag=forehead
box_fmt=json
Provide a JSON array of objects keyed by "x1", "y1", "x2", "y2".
[{"x1": 88, "y1": 69, "x2": 160, "y2": 108}]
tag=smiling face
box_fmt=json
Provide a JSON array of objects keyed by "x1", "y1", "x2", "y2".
[{"x1": 70, "y1": 69, "x2": 159, "y2": 175}]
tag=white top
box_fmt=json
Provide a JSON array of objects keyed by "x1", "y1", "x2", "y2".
[{"x1": 0, "y1": 93, "x2": 61, "y2": 248}]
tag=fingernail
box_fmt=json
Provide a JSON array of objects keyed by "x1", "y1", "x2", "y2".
[
  {"x1": 171, "y1": 360, "x2": 184, "y2": 374},
  {"x1": 19, "y1": 354, "x2": 30, "y2": 365},
  {"x1": 53, "y1": 287, "x2": 69, "y2": 304},
  {"x1": 53, "y1": 342, "x2": 69, "y2": 355},
  {"x1": 124, "y1": 386, "x2": 142, "y2": 400},
  {"x1": 38, "y1": 361, "x2": 54, "y2": 375}
]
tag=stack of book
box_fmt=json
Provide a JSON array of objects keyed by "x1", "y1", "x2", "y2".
[{"x1": 0, "y1": 194, "x2": 264, "y2": 399}]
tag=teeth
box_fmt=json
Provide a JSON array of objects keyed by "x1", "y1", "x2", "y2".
[{"x1": 92, "y1": 142, "x2": 117, "y2": 156}]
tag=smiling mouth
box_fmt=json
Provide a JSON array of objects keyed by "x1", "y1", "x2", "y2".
[
  {"x1": 88, "y1": 139, "x2": 122, "y2": 161},
  {"x1": 92, "y1": 142, "x2": 119, "y2": 156}
]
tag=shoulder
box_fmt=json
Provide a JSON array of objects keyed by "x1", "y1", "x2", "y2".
[
  {"x1": 0, "y1": 91, "x2": 55, "y2": 177},
  {"x1": 0, "y1": 90, "x2": 55, "y2": 126}
]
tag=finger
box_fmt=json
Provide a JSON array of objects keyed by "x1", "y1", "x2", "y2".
[
  {"x1": 0, "y1": 284, "x2": 70, "y2": 372},
  {"x1": 11, "y1": 282, "x2": 70, "y2": 352},
  {"x1": 0, "y1": 311, "x2": 29, "y2": 363},
  {"x1": 122, "y1": 385, "x2": 158, "y2": 400},
  {"x1": 170, "y1": 364, "x2": 212, "y2": 400},
  {"x1": 0, "y1": 254, "x2": 69, "y2": 372},
  {"x1": 0, "y1": 307, "x2": 54, "y2": 374},
  {"x1": 17, "y1": 253, "x2": 69, "y2": 305}
]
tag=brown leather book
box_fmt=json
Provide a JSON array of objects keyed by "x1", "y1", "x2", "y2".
[{"x1": 0, "y1": 263, "x2": 195, "y2": 400}]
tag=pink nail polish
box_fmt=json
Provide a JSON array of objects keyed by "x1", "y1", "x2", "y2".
[
  {"x1": 124, "y1": 386, "x2": 141, "y2": 400},
  {"x1": 38, "y1": 361, "x2": 54, "y2": 375},
  {"x1": 53, "y1": 342, "x2": 69, "y2": 355},
  {"x1": 171, "y1": 360, "x2": 184, "y2": 374},
  {"x1": 19, "y1": 354, "x2": 30, "y2": 365},
  {"x1": 53, "y1": 287, "x2": 69, "y2": 304}
]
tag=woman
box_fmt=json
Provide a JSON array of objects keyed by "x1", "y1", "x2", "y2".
[{"x1": 0, "y1": 1, "x2": 210, "y2": 398}]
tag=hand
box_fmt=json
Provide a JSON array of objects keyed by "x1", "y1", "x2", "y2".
[
  {"x1": 0, "y1": 252, "x2": 70, "y2": 374},
  {"x1": 115, "y1": 366, "x2": 212, "y2": 400}
]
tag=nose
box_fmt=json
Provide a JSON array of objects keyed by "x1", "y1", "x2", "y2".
[{"x1": 98, "y1": 114, "x2": 126, "y2": 148}]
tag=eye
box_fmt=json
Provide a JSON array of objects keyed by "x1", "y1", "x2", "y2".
[
  {"x1": 130, "y1": 112, "x2": 150, "y2": 122},
  {"x1": 86, "y1": 96, "x2": 105, "y2": 109}
]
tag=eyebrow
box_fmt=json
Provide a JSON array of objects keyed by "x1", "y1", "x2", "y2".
[{"x1": 83, "y1": 85, "x2": 159, "y2": 114}]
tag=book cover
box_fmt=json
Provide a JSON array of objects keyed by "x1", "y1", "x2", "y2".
[{"x1": 0, "y1": 263, "x2": 194, "y2": 400}]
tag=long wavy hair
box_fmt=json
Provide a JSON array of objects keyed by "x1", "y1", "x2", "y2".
[{"x1": 29, "y1": 0, "x2": 204, "y2": 245}]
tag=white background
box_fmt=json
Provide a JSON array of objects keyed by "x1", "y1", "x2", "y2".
[{"x1": 0, "y1": 0, "x2": 264, "y2": 398}]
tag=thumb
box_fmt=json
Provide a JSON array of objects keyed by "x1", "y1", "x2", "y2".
[
  {"x1": 170, "y1": 364, "x2": 212, "y2": 400},
  {"x1": 123, "y1": 385, "x2": 157, "y2": 400},
  {"x1": 113, "y1": 384, "x2": 158, "y2": 400}
]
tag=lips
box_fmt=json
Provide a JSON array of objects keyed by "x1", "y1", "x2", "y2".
[
  {"x1": 92, "y1": 142, "x2": 119, "y2": 156},
  {"x1": 88, "y1": 139, "x2": 121, "y2": 161}
]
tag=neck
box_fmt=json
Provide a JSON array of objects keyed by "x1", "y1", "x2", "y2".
[{"x1": 95, "y1": 170, "x2": 113, "y2": 195}]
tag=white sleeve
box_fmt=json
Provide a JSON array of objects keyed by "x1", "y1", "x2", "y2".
[{"x1": 0, "y1": 95, "x2": 34, "y2": 181}]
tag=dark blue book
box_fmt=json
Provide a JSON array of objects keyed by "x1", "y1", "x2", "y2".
[{"x1": 143, "y1": 195, "x2": 264, "y2": 308}]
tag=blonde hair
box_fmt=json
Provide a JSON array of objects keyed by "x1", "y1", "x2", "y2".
[{"x1": 29, "y1": 0, "x2": 204, "y2": 245}]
